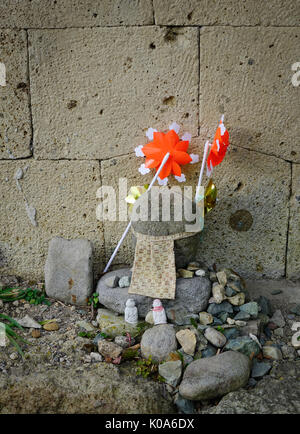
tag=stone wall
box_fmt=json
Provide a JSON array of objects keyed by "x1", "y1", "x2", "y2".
[{"x1": 0, "y1": 0, "x2": 299, "y2": 281}]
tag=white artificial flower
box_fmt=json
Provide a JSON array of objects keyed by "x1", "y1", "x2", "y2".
[
  {"x1": 190, "y1": 154, "x2": 199, "y2": 164},
  {"x1": 135, "y1": 145, "x2": 145, "y2": 157},
  {"x1": 174, "y1": 174, "x2": 186, "y2": 183},
  {"x1": 169, "y1": 122, "x2": 180, "y2": 134},
  {"x1": 138, "y1": 163, "x2": 150, "y2": 175},
  {"x1": 181, "y1": 132, "x2": 192, "y2": 143},
  {"x1": 157, "y1": 177, "x2": 168, "y2": 186},
  {"x1": 146, "y1": 127, "x2": 157, "y2": 141}
]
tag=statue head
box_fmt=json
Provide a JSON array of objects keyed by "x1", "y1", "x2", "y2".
[
  {"x1": 153, "y1": 299, "x2": 162, "y2": 308},
  {"x1": 126, "y1": 298, "x2": 136, "y2": 308}
]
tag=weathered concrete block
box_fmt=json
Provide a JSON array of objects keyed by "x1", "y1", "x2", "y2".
[
  {"x1": 45, "y1": 237, "x2": 93, "y2": 305},
  {"x1": 154, "y1": 0, "x2": 300, "y2": 26},
  {"x1": 200, "y1": 27, "x2": 300, "y2": 163},
  {"x1": 0, "y1": 160, "x2": 103, "y2": 280},
  {"x1": 0, "y1": 30, "x2": 31, "y2": 159},
  {"x1": 180, "y1": 144, "x2": 290, "y2": 279},
  {"x1": 0, "y1": 0, "x2": 153, "y2": 28},
  {"x1": 287, "y1": 164, "x2": 300, "y2": 279},
  {"x1": 29, "y1": 27, "x2": 198, "y2": 160}
]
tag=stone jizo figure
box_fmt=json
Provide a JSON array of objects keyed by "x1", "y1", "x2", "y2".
[
  {"x1": 124, "y1": 298, "x2": 138, "y2": 325},
  {"x1": 152, "y1": 299, "x2": 167, "y2": 325}
]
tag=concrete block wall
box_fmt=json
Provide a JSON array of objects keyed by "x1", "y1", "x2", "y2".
[{"x1": 0, "y1": 1, "x2": 299, "y2": 281}]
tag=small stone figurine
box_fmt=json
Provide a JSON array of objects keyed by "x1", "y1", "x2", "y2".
[
  {"x1": 124, "y1": 298, "x2": 138, "y2": 325},
  {"x1": 152, "y1": 299, "x2": 167, "y2": 325}
]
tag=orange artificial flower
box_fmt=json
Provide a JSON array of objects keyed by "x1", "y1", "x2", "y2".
[
  {"x1": 142, "y1": 129, "x2": 192, "y2": 179},
  {"x1": 207, "y1": 116, "x2": 229, "y2": 176}
]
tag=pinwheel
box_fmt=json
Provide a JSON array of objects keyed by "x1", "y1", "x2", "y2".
[{"x1": 103, "y1": 122, "x2": 198, "y2": 273}]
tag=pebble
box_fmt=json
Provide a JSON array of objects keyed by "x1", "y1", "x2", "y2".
[
  {"x1": 141, "y1": 324, "x2": 177, "y2": 363},
  {"x1": 256, "y1": 296, "x2": 273, "y2": 316},
  {"x1": 251, "y1": 361, "x2": 272, "y2": 379},
  {"x1": 176, "y1": 329, "x2": 197, "y2": 356},
  {"x1": 31, "y1": 329, "x2": 41, "y2": 339},
  {"x1": 235, "y1": 320, "x2": 247, "y2": 327},
  {"x1": 93, "y1": 334, "x2": 106, "y2": 345},
  {"x1": 0, "y1": 300, "x2": 3, "y2": 308},
  {"x1": 105, "y1": 275, "x2": 119, "y2": 288},
  {"x1": 218, "y1": 312, "x2": 229, "y2": 323},
  {"x1": 76, "y1": 321, "x2": 95, "y2": 332},
  {"x1": 209, "y1": 272, "x2": 217, "y2": 282},
  {"x1": 9, "y1": 352, "x2": 18, "y2": 360},
  {"x1": 174, "y1": 394, "x2": 195, "y2": 414},
  {"x1": 118, "y1": 275, "x2": 131, "y2": 288},
  {"x1": 158, "y1": 360, "x2": 182, "y2": 387},
  {"x1": 114, "y1": 335, "x2": 135, "y2": 349},
  {"x1": 97, "y1": 340, "x2": 123, "y2": 359},
  {"x1": 195, "y1": 269, "x2": 206, "y2": 277},
  {"x1": 225, "y1": 287, "x2": 236, "y2": 297},
  {"x1": 281, "y1": 344, "x2": 297, "y2": 360},
  {"x1": 207, "y1": 301, "x2": 233, "y2": 316},
  {"x1": 290, "y1": 304, "x2": 300, "y2": 316},
  {"x1": 227, "y1": 293, "x2": 245, "y2": 306},
  {"x1": 271, "y1": 290, "x2": 282, "y2": 295},
  {"x1": 270, "y1": 310, "x2": 285, "y2": 328},
  {"x1": 263, "y1": 345, "x2": 283, "y2": 360},
  {"x1": 212, "y1": 284, "x2": 226, "y2": 304},
  {"x1": 12, "y1": 300, "x2": 19, "y2": 307},
  {"x1": 187, "y1": 262, "x2": 200, "y2": 271},
  {"x1": 234, "y1": 311, "x2": 250, "y2": 321},
  {"x1": 201, "y1": 344, "x2": 217, "y2": 358},
  {"x1": 204, "y1": 327, "x2": 227, "y2": 348},
  {"x1": 291, "y1": 331, "x2": 300, "y2": 350},
  {"x1": 223, "y1": 327, "x2": 240, "y2": 340},
  {"x1": 17, "y1": 315, "x2": 42, "y2": 329},
  {"x1": 274, "y1": 327, "x2": 284, "y2": 337},
  {"x1": 225, "y1": 336, "x2": 261, "y2": 357},
  {"x1": 90, "y1": 352, "x2": 103, "y2": 362},
  {"x1": 199, "y1": 312, "x2": 213, "y2": 325},
  {"x1": 43, "y1": 321, "x2": 59, "y2": 331},
  {"x1": 239, "y1": 302, "x2": 259, "y2": 318},
  {"x1": 178, "y1": 269, "x2": 194, "y2": 279},
  {"x1": 216, "y1": 270, "x2": 227, "y2": 286},
  {"x1": 145, "y1": 311, "x2": 154, "y2": 324}
]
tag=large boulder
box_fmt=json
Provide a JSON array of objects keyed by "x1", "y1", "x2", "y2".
[
  {"x1": 45, "y1": 237, "x2": 93, "y2": 305},
  {"x1": 179, "y1": 351, "x2": 251, "y2": 401},
  {"x1": 97, "y1": 268, "x2": 211, "y2": 320}
]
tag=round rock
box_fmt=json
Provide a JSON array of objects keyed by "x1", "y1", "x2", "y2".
[
  {"x1": 179, "y1": 351, "x2": 251, "y2": 401},
  {"x1": 141, "y1": 324, "x2": 178, "y2": 363}
]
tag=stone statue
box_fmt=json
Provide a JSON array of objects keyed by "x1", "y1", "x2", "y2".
[
  {"x1": 124, "y1": 298, "x2": 138, "y2": 325},
  {"x1": 152, "y1": 299, "x2": 167, "y2": 325}
]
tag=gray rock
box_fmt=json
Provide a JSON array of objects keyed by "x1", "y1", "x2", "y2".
[
  {"x1": 234, "y1": 311, "x2": 251, "y2": 321},
  {"x1": 270, "y1": 310, "x2": 285, "y2": 328},
  {"x1": 290, "y1": 304, "x2": 300, "y2": 316},
  {"x1": 141, "y1": 324, "x2": 178, "y2": 363},
  {"x1": 202, "y1": 361, "x2": 300, "y2": 414},
  {"x1": 207, "y1": 301, "x2": 234, "y2": 316},
  {"x1": 178, "y1": 349, "x2": 194, "y2": 366},
  {"x1": 225, "y1": 286, "x2": 237, "y2": 297},
  {"x1": 204, "y1": 327, "x2": 227, "y2": 348},
  {"x1": 93, "y1": 333, "x2": 106, "y2": 346},
  {"x1": 45, "y1": 237, "x2": 93, "y2": 306},
  {"x1": 239, "y1": 320, "x2": 261, "y2": 337},
  {"x1": 263, "y1": 345, "x2": 283, "y2": 360},
  {"x1": 119, "y1": 275, "x2": 131, "y2": 288},
  {"x1": 179, "y1": 351, "x2": 251, "y2": 400},
  {"x1": 16, "y1": 315, "x2": 41, "y2": 329},
  {"x1": 281, "y1": 344, "x2": 297, "y2": 360},
  {"x1": 97, "y1": 269, "x2": 211, "y2": 320},
  {"x1": 201, "y1": 344, "x2": 217, "y2": 358},
  {"x1": 251, "y1": 361, "x2": 272, "y2": 379},
  {"x1": 224, "y1": 336, "x2": 261, "y2": 357},
  {"x1": 218, "y1": 312, "x2": 229, "y2": 323},
  {"x1": 239, "y1": 302, "x2": 259, "y2": 318},
  {"x1": 105, "y1": 275, "x2": 119, "y2": 288},
  {"x1": 97, "y1": 340, "x2": 123, "y2": 359},
  {"x1": 223, "y1": 327, "x2": 240, "y2": 340},
  {"x1": 174, "y1": 394, "x2": 195, "y2": 414},
  {"x1": 158, "y1": 361, "x2": 182, "y2": 387},
  {"x1": 96, "y1": 308, "x2": 140, "y2": 338},
  {"x1": 114, "y1": 335, "x2": 135, "y2": 349}
]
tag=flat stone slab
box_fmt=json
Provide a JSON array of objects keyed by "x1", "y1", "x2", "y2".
[
  {"x1": 96, "y1": 268, "x2": 211, "y2": 320},
  {"x1": 179, "y1": 351, "x2": 251, "y2": 401},
  {"x1": 45, "y1": 237, "x2": 93, "y2": 306}
]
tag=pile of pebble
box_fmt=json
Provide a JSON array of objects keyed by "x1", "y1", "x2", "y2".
[{"x1": 94, "y1": 264, "x2": 300, "y2": 413}]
